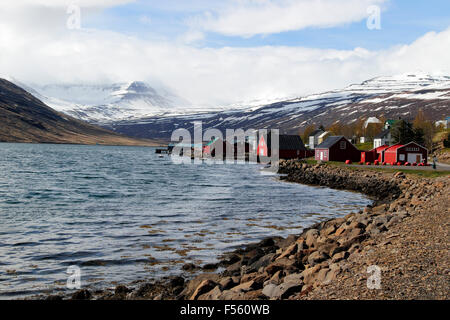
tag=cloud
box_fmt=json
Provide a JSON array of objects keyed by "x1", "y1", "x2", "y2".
[
  {"x1": 179, "y1": 30, "x2": 206, "y2": 44},
  {"x1": 0, "y1": 2, "x2": 449, "y2": 106},
  {"x1": 4, "y1": 0, "x2": 135, "y2": 9},
  {"x1": 190, "y1": 0, "x2": 388, "y2": 37}
]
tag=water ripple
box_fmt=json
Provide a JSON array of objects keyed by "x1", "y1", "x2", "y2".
[{"x1": 0, "y1": 143, "x2": 371, "y2": 298}]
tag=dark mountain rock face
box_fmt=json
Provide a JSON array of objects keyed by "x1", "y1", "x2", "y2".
[{"x1": 0, "y1": 79, "x2": 155, "y2": 145}]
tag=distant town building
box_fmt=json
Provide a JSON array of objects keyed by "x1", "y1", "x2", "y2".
[
  {"x1": 308, "y1": 129, "x2": 324, "y2": 149},
  {"x1": 317, "y1": 131, "x2": 331, "y2": 145},
  {"x1": 383, "y1": 142, "x2": 428, "y2": 164},
  {"x1": 315, "y1": 136, "x2": 361, "y2": 162},
  {"x1": 435, "y1": 117, "x2": 449, "y2": 129},
  {"x1": 384, "y1": 119, "x2": 397, "y2": 130},
  {"x1": 257, "y1": 133, "x2": 310, "y2": 160},
  {"x1": 364, "y1": 117, "x2": 382, "y2": 128},
  {"x1": 373, "y1": 129, "x2": 392, "y2": 148}
]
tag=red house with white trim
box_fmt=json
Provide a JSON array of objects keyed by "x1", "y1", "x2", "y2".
[
  {"x1": 315, "y1": 136, "x2": 360, "y2": 162},
  {"x1": 383, "y1": 142, "x2": 428, "y2": 165}
]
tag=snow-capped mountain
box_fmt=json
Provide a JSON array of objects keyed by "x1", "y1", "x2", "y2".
[
  {"x1": 12, "y1": 73, "x2": 449, "y2": 140},
  {"x1": 15, "y1": 81, "x2": 195, "y2": 122},
  {"x1": 104, "y1": 73, "x2": 450, "y2": 140}
]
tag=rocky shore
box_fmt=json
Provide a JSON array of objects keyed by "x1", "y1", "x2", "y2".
[{"x1": 53, "y1": 160, "x2": 449, "y2": 300}]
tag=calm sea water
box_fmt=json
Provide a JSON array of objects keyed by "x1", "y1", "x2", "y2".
[{"x1": 0, "y1": 143, "x2": 371, "y2": 298}]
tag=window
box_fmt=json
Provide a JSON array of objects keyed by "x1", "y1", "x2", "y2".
[{"x1": 340, "y1": 141, "x2": 346, "y2": 150}]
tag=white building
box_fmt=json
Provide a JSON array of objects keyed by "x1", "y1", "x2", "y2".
[
  {"x1": 435, "y1": 118, "x2": 449, "y2": 129},
  {"x1": 364, "y1": 117, "x2": 382, "y2": 128},
  {"x1": 373, "y1": 129, "x2": 392, "y2": 149},
  {"x1": 308, "y1": 129, "x2": 324, "y2": 149},
  {"x1": 317, "y1": 131, "x2": 331, "y2": 145}
]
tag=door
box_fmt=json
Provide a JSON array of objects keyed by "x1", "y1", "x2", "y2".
[
  {"x1": 407, "y1": 153, "x2": 421, "y2": 163},
  {"x1": 320, "y1": 151, "x2": 324, "y2": 161}
]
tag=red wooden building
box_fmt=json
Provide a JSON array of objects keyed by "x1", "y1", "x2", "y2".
[
  {"x1": 315, "y1": 136, "x2": 360, "y2": 162},
  {"x1": 203, "y1": 138, "x2": 233, "y2": 158},
  {"x1": 361, "y1": 145, "x2": 390, "y2": 163},
  {"x1": 257, "y1": 133, "x2": 311, "y2": 160},
  {"x1": 383, "y1": 142, "x2": 428, "y2": 164}
]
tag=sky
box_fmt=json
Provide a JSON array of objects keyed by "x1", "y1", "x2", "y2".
[{"x1": 1, "y1": 0, "x2": 450, "y2": 106}]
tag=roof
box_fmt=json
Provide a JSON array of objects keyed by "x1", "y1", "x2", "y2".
[
  {"x1": 401, "y1": 141, "x2": 428, "y2": 151},
  {"x1": 318, "y1": 131, "x2": 330, "y2": 139},
  {"x1": 364, "y1": 117, "x2": 381, "y2": 127},
  {"x1": 309, "y1": 129, "x2": 324, "y2": 137},
  {"x1": 384, "y1": 144, "x2": 404, "y2": 153},
  {"x1": 373, "y1": 145, "x2": 390, "y2": 153},
  {"x1": 315, "y1": 136, "x2": 345, "y2": 149},
  {"x1": 375, "y1": 129, "x2": 390, "y2": 139},
  {"x1": 265, "y1": 133, "x2": 306, "y2": 150},
  {"x1": 385, "y1": 141, "x2": 428, "y2": 153}
]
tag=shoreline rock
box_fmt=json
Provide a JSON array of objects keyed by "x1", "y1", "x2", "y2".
[{"x1": 39, "y1": 160, "x2": 449, "y2": 300}]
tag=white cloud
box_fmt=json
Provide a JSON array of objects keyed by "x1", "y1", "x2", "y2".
[
  {"x1": 0, "y1": 2, "x2": 449, "y2": 107},
  {"x1": 190, "y1": 0, "x2": 388, "y2": 37},
  {"x1": 4, "y1": 0, "x2": 135, "y2": 9},
  {"x1": 179, "y1": 30, "x2": 205, "y2": 44}
]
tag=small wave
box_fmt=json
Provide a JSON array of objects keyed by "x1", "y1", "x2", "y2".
[
  {"x1": 12, "y1": 242, "x2": 39, "y2": 247},
  {"x1": 34, "y1": 251, "x2": 97, "y2": 261},
  {"x1": 78, "y1": 258, "x2": 156, "y2": 267}
]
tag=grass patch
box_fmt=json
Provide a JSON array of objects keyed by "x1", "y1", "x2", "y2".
[
  {"x1": 355, "y1": 142, "x2": 373, "y2": 151},
  {"x1": 336, "y1": 165, "x2": 450, "y2": 178},
  {"x1": 433, "y1": 129, "x2": 450, "y2": 143},
  {"x1": 286, "y1": 158, "x2": 450, "y2": 178}
]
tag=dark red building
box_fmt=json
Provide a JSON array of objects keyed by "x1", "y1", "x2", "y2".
[
  {"x1": 315, "y1": 136, "x2": 360, "y2": 162},
  {"x1": 257, "y1": 133, "x2": 310, "y2": 160},
  {"x1": 361, "y1": 145, "x2": 390, "y2": 163},
  {"x1": 383, "y1": 142, "x2": 428, "y2": 164}
]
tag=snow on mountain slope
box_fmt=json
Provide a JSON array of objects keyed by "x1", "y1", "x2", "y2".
[
  {"x1": 105, "y1": 73, "x2": 450, "y2": 140},
  {"x1": 17, "y1": 81, "x2": 197, "y2": 122},
  {"x1": 12, "y1": 73, "x2": 449, "y2": 140}
]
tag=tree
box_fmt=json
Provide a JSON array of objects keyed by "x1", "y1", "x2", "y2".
[
  {"x1": 444, "y1": 133, "x2": 450, "y2": 148},
  {"x1": 365, "y1": 122, "x2": 384, "y2": 142},
  {"x1": 412, "y1": 109, "x2": 435, "y2": 149},
  {"x1": 413, "y1": 127, "x2": 425, "y2": 146},
  {"x1": 300, "y1": 124, "x2": 316, "y2": 143},
  {"x1": 353, "y1": 118, "x2": 365, "y2": 138},
  {"x1": 391, "y1": 120, "x2": 416, "y2": 144},
  {"x1": 328, "y1": 122, "x2": 344, "y2": 136}
]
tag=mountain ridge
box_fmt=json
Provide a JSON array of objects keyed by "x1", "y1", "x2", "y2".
[
  {"x1": 104, "y1": 73, "x2": 450, "y2": 140},
  {"x1": 0, "y1": 78, "x2": 159, "y2": 145},
  {"x1": 11, "y1": 73, "x2": 450, "y2": 141},
  {"x1": 14, "y1": 80, "x2": 196, "y2": 122}
]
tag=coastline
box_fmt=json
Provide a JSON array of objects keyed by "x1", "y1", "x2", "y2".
[{"x1": 42, "y1": 160, "x2": 449, "y2": 300}]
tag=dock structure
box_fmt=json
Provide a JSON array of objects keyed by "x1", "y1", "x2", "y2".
[{"x1": 155, "y1": 148, "x2": 170, "y2": 154}]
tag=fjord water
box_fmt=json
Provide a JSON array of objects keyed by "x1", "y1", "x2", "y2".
[{"x1": 0, "y1": 143, "x2": 371, "y2": 298}]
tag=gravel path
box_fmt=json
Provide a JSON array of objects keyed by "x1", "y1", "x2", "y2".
[{"x1": 304, "y1": 176, "x2": 449, "y2": 300}]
